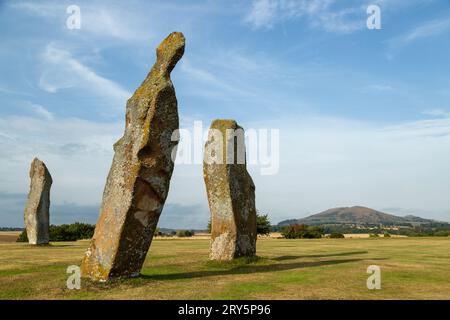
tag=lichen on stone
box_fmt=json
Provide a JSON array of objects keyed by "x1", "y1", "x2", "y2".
[
  {"x1": 204, "y1": 120, "x2": 257, "y2": 261},
  {"x1": 24, "y1": 158, "x2": 52, "y2": 245},
  {"x1": 81, "y1": 32, "x2": 185, "y2": 281}
]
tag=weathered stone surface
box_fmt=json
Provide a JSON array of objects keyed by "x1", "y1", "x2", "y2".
[
  {"x1": 203, "y1": 119, "x2": 257, "y2": 261},
  {"x1": 81, "y1": 32, "x2": 185, "y2": 281},
  {"x1": 24, "y1": 158, "x2": 52, "y2": 245}
]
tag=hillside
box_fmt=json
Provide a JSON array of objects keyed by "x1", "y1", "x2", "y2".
[{"x1": 277, "y1": 206, "x2": 438, "y2": 226}]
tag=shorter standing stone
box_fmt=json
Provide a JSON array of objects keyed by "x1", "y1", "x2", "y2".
[
  {"x1": 203, "y1": 119, "x2": 257, "y2": 261},
  {"x1": 24, "y1": 158, "x2": 52, "y2": 245}
]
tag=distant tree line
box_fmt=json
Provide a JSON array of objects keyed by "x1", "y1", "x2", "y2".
[
  {"x1": 281, "y1": 224, "x2": 324, "y2": 239},
  {"x1": 154, "y1": 228, "x2": 196, "y2": 237},
  {"x1": 273, "y1": 223, "x2": 450, "y2": 238},
  {"x1": 329, "y1": 232, "x2": 345, "y2": 238},
  {"x1": 17, "y1": 222, "x2": 95, "y2": 242},
  {"x1": 15, "y1": 218, "x2": 448, "y2": 243},
  {"x1": 0, "y1": 227, "x2": 23, "y2": 231},
  {"x1": 176, "y1": 230, "x2": 194, "y2": 237},
  {"x1": 321, "y1": 224, "x2": 450, "y2": 237}
]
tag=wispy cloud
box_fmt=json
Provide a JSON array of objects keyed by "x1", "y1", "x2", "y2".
[
  {"x1": 403, "y1": 18, "x2": 450, "y2": 42},
  {"x1": 0, "y1": 86, "x2": 33, "y2": 97},
  {"x1": 8, "y1": 1, "x2": 61, "y2": 18},
  {"x1": 362, "y1": 84, "x2": 396, "y2": 93},
  {"x1": 422, "y1": 108, "x2": 450, "y2": 117},
  {"x1": 179, "y1": 58, "x2": 258, "y2": 100},
  {"x1": 9, "y1": 0, "x2": 218, "y2": 43},
  {"x1": 387, "y1": 17, "x2": 450, "y2": 56},
  {"x1": 244, "y1": 0, "x2": 365, "y2": 33},
  {"x1": 39, "y1": 43, "x2": 131, "y2": 107},
  {"x1": 9, "y1": 1, "x2": 152, "y2": 41},
  {"x1": 24, "y1": 102, "x2": 54, "y2": 120},
  {"x1": 244, "y1": 0, "x2": 441, "y2": 35},
  {"x1": 244, "y1": 0, "x2": 280, "y2": 29}
]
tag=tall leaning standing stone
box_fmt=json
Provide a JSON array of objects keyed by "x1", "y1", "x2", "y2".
[
  {"x1": 24, "y1": 158, "x2": 52, "y2": 245},
  {"x1": 81, "y1": 32, "x2": 185, "y2": 281},
  {"x1": 204, "y1": 119, "x2": 257, "y2": 261}
]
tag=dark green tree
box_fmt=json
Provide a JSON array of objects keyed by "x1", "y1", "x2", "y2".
[
  {"x1": 281, "y1": 224, "x2": 324, "y2": 239},
  {"x1": 329, "y1": 232, "x2": 345, "y2": 239},
  {"x1": 17, "y1": 222, "x2": 95, "y2": 242},
  {"x1": 176, "y1": 230, "x2": 194, "y2": 237},
  {"x1": 256, "y1": 213, "x2": 271, "y2": 236}
]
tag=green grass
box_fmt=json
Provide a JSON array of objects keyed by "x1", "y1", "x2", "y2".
[{"x1": 0, "y1": 237, "x2": 449, "y2": 299}]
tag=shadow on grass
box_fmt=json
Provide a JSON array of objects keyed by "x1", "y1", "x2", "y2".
[
  {"x1": 273, "y1": 250, "x2": 369, "y2": 261},
  {"x1": 49, "y1": 244, "x2": 81, "y2": 248},
  {"x1": 15, "y1": 243, "x2": 80, "y2": 248},
  {"x1": 139, "y1": 257, "x2": 382, "y2": 281}
]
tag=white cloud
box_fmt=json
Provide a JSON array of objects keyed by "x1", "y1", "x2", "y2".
[
  {"x1": 0, "y1": 113, "x2": 121, "y2": 206},
  {"x1": 39, "y1": 43, "x2": 131, "y2": 107},
  {"x1": 1, "y1": 111, "x2": 449, "y2": 226},
  {"x1": 252, "y1": 115, "x2": 450, "y2": 222},
  {"x1": 170, "y1": 114, "x2": 450, "y2": 223}
]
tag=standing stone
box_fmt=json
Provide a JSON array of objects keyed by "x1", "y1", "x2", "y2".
[
  {"x1": 204, "y1": 119, "x2": 257, "y2": 261},
  {"x1": 81, "y1": 32, "x2": 185, "y2": 281},
  {"x1": 24, "y1": 158, "x2": 52, "y2": 245}
]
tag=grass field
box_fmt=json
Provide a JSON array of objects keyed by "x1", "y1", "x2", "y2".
[{"x1": 0, "y1": 236, "x2": 449, "y2": 299}]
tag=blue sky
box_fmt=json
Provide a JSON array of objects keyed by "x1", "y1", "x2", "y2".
[{"x1": 1, "y1": 0, "x2": 450, "y2": 228}]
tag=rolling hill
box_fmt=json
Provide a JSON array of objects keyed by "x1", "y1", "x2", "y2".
[{"x1": 277, "y1": 206, "x2": 439, "y2": 226}]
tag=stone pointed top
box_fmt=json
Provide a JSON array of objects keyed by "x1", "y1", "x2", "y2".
[
  {"x1": 29, "y1": 158, "x2": 52, "y2": 182},
  {"x1": 130, "y1": 32, "x2": 185, "y2": 104},
  {"x1": 31, "y1": 157, "x2": 42, "y2": 165},
  {"x1": 155, "y1": 31, "x2": 185, "y2": 75}
]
